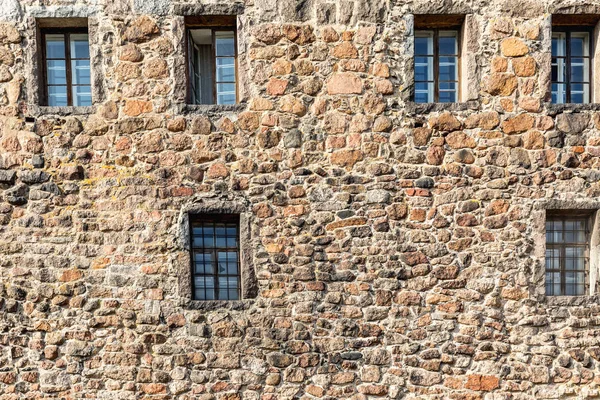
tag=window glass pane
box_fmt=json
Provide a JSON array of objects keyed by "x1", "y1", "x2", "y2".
[
  {"x1": 200, "y1": 224, "x2": 214, "y2": 247},
  {"x1": 216, "y1": 57, "x2": 235, "y2": 82},
  {"x1": 218, "y1": 251, "x2": 228, "y2": 274},
  {"x1": 571, "y1": 83, "x2": 589, "y2": 104},
  {"x1": 551, "y1": 57, "x2": 566, "y2": 83},
  {"x1": 570, "y1": 33, "x2": 589, "y2": 57},
  {"x1": 47, "y1": 60, "x2": 67, "y2": 85},
  {"x1": 45, "y1": 34, "x2": 65, "y2": 59},
  {"x1": 194, "y1": 252, "x2": 213, "y2": 274},
  {"x1": 545, "y1": 221, "x2": 554, "y2": 240},
  {"x1": 552, "y1": 33, "x2": 566, "y2": 57},
  {"x1": 415, "y1": 82, "x2": 434, "y2": 103},
  {"x1": 553, "y1": 272, "x2": 561, "y2": 296},
  {"x1": 227, "y1": 252, "x2": 238, "y2": 275},
  {"x1": 438, "y1": 82, "x2": 456, "y2": 103},
  {"x1": 226, "y1": 224, "x2": 237, "y2": 247},
  {"x1": 576, "y1": 272, "x2": 585, "y2": 295},
  {"x1": 571, "y1": 58, "x2": 589, "y2": 83},
  {"x1": 216, "y1": 83, "x2": 236, "y2": 105},
  {"x1": 439, "y1": 32, "x2": 457, "y2": 55},
  {"x1": 48, "y1": 85, "x2": 68, "y2": 106},
  {"x1": 552, "y1": 83, "x2": 567, "y2": 104},
  {"x1": 72, "y1": 59, "x2": 91, "y2": 85},
  {"x1": 215, "y1": 31, "x2": 235, "y2": 56},
  {"x1": 545, "y1": 248, "x2": 560, "y2": 270},
  {"x1": 545, "y1": 272, "x2": 553, "y2": 295},
  {"x1": 415, "y1": 56, "x2": 433, "y2": 82},
  {"x1": 70, "y1": 34, "x2": 90, "y2": 59},
  {"x1": 195, "y1": 276, "x2": 215, "y2": 300},
  {"x1": 439, "y1": 56, "x2": 457, "y2": 81},
  {"x1": 72, "y1": 85, "x2": 92, "y2": 106},
  {"x1": 216, "y1": 224, "x2": 227, "y2": 247},
  {"x1": 217, "y1": 276, "x2": 239, "y2": 300},
  {"x1": 415, "y1": 33, "x2": 433, "y2": 55}
]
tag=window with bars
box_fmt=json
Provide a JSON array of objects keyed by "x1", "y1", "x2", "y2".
[
  {"x1": 189, "y1": 214, "x2": 241, "y2": 301},
  {"x1": 545, "y1": 214, "x2": 591, "y2": 296},
  {"x1": 186, "y1": 17, "x2": 237, "y2": 105},
  {"x1": 41, "y1": 28, "x2": 92, "y2": 106},
  {"x1": 414, "y1": 29, "x2": 460, "y2": 103},
  {"x1": 552, "y1": 28, "x2": 592, "y2": 104}
]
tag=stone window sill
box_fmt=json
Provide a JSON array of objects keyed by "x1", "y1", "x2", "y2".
[
  {"x1": 178, "y1": 103, "x2": 247, "y2": 115},
  {"x1": 29, "y1": 105, "x2": 96, "y2": 117},
  {"x1": 185, "y1": 299, "x2": 255, "y2": 311},
  {"x1": 545, "y1": 295, "x2": 600, "y2": 306},
  {"x1": 546, "y1": 103, "x2": 600, "y2": 114},
  {"x1": 404, "y1": 100, "x2": 480, "y2": 114}
]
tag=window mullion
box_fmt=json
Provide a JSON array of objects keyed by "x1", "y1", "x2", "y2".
[
  {"x1": 566, "y1": 31, "x2": 571, "y2": 103},
  {"x1": 434, "y1": 29, "x2": 439, "y2": 103},
  {"x1": 212, "y1": 29, "x2": 217, "y2": 105},
  {"x1": 65, "y1": 33, "x2": 73, "y2": 106}
]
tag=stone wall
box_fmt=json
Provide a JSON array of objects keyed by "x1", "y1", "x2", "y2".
[{"x1": 1, "y1": 0, "x2": 600, "y2": 399}]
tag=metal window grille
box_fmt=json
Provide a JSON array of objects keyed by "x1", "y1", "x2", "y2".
[
  {"x1": 545, "y1": 215, "x2": 590, "y2": 296},
  {"x1": 189, "y1": 214, "x2": 241, "y2": 301}
]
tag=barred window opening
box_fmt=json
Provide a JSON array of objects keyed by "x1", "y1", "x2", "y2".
[
  {"x1": 545, "y1": 214, "x2": 591, "y2": 296},
  {"x1": 189, "y1": 214, "x2": 241, "y2": 301}
]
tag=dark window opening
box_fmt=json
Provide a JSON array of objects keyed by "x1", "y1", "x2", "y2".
[
  {"x1": 186, "y1": 17, "x2": 237, "y2": 105},
  {"x1": 41, "y1": 28, "x2": 91, "y2": 106},
  {"x1": 189, "y1": 214, "x2": 241, "y2": 301},
  {"x1": 545, "y1": 212, "x2": 592, "y2": 296}
]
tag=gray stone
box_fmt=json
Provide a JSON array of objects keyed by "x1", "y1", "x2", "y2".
[
  {"x1": 0, "y1": 169, "x2": 16, "y2": 184},
  {"x1": 556, "y1": 113, "x2": 589, "y2": 134},
  {"x1": 18, "y1": 170, "x2": 50, "y2": 184},
  {"x1": 0, "y1": 0, "x2": 22, "y2": 21},
  {"x1": 365, "y1": 189, "x2": 391, "y2": 204},
  {"x1": 415, "y1": 177, "x2": 434, "y2": 188},
  {"x1": 133, "y1": 0, "x2": 170, "y2": 15},
  {"x1": 283, "y1": 129, "x2": 302, "y2": 148}
]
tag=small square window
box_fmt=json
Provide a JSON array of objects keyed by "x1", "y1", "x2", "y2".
[
  {"x1": 40, "y1": 27, "x2": 91, "y2": 106},
  {"x1": 186, "y1": 16, "x2": 237, "y2": 105},
  {"x1": 545, "y1": 212, "x2": 593, "y2": 296},
  {"x1": 189, "y1": 214, "x2": 241, "y2": 301},
  {"x1": 413, "y1": 15, "x2": 463, "y2": 103}
]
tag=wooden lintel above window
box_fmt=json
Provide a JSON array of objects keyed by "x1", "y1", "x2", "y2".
[
  {"x1": 414, "y1": 14, "x2": 464, "y2": 29},
  {"x1": 185, "y1": 15, "x2": 236, "y2": 27},
  {"x1": 552, "y1": 14, "x2": 600, "y2": 26},
  {"x1": 37, "y1": 17, "x2": 88, "y2": 28}
]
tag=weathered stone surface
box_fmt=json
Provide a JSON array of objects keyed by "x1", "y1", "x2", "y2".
[
  {"x1": 501, "y1": 113, "x2": 534, "y2": 134},
  {"x1": 430, "y1": 112, "x2": 461, "y2": 132},
  {"x1": 501, "y1": 37, "x2": 528, "y2": 56},
  {"x1": 327, "y1": 72, "x2": 363, "y2": 94},
  {"x1": 556, "y1": 113, "x2": 589, "y2": 134},
  {"x1": 122, "y1": 16, "x2": 159, "y2": 43},
  {"x1": 512, "y1": 56, "x2": 536, "y2": 76},
  {"x1": 0, "y1": 4, "x2": 596, "y2": 400},
  {"x1": 486, "y1": 73, "x2": 518, "y2": 96}
]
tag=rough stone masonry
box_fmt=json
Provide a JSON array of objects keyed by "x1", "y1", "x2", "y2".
[{"x1": 1, "y1": 0, "x2": 600, "y2": 398}]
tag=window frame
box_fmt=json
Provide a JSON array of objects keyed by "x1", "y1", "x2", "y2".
[
  {"x1": 184, "y1": 19, "x2": 238, "y2": 105},
  {"x1": 545, "y1": 211, "x2": 593, "y2": 296},
  {"x1": 40, "y1": 27, "x2": 90, "y2": 107},
  {"x1": 413, "y1": 26, "x2": 461, "y2": 103},
  {"x1": 188, "y1": 213, "x2": 242, "y2": 301},
  {"x1": 551, "y1": 26, "x2": 594, "y2": 104}
]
